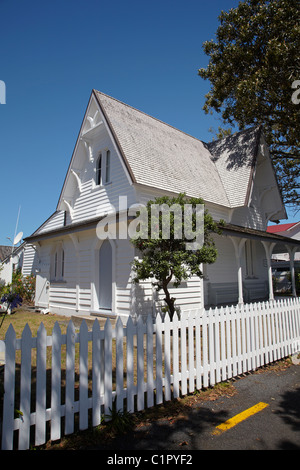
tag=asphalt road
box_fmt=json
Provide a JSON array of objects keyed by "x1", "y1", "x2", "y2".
[{"x1": 89, "y1": 360, "x2": 300, "y2": 453}]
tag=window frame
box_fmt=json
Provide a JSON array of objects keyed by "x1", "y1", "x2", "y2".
[
  {"x1": 95, "y1": 149, "x2": 111, "y2": 187},
  {"x1": 51, "y1": 243, "x2": 65, "y2": 282}
]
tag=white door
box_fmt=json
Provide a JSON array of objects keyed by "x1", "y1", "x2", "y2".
[
  {"x1": 99, "y1": 240, "x2": 112, "y2": 311},
  {"x1": 35, "y1": 267, "x2": 50, "y2": 309}
]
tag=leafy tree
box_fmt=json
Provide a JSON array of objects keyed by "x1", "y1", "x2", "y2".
[
  {"x1": 199, "y1": 0, "x2": 300, "y2": 209},
  {"x1": 130, "y1": 193, "x2": 223, "y2": 319}
]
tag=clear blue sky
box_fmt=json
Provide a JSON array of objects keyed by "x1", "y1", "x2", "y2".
[{"x1": 0, "y1": 0, "x2": 297, "y2": 247}]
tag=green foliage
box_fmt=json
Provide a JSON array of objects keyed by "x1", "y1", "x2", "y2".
[
  {"x1": 104, "y1": 399, "x2": 134, "y2": 435},
  {"x1": 131, "y1": 193, "x2": 223, "y2": 318},
  {"x1": 10, "y1": 270, "x2": 35, "y2": 303},
  {"x1": 199, "y1": 0, "x2": 300, "y2": 209}
]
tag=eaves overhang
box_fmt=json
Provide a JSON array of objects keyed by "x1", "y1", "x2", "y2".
[
  {"x1": 220, "y1": 223, "x2": 300, "y2": 250},
  {"x1": 24, "y1": 212, "x2": 136, "y2": 244}
]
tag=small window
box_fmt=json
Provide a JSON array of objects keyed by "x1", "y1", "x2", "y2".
[
  {"x1": 96, "y1": 154, "x2": 102, "y2": 186},
  {"x1": 95, "y1": 150, "x2": 111, "y2": 187},
  {"x1": 52, "y1": 244, "x2": 65, "y2": 281},
  {"x1": 105, "y1": 150, "x2": 110, "y2": 183}
]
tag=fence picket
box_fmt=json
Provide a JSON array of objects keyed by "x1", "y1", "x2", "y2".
[
  {"x1": 51, "y1": 322, "x2": 62, "y2": 442},
  {"x1": 126, "y1": 316, "x2": 134, "y2": 413},
  {"x1": 294, "y1": 299, "x2": 300, "y2": 351},
  {"x1": 65, "y1": 320, "x2": 75, "y2": 435},
  {"x1": 219, "y1": 307, "x2": 226, "y2": 380},
  {"x1": 116, "y1": 317, "x2": 124, "y2": 413},
  {"x1": 2, "y1": 325, "x2": 16, "y2": 450},
  {"x1": 1, "y1": 297, "x2": 300, "y2": 450},
  {"x1": 19, "y1": 324, "x2": 32, "y2": 450},
  {"x1": 226, "y1": 306, "x2": 232, "y2": 378},
  {"x1": 195, "y1": 312, "x2": 202, "y2": 390},
  {"x1": 172, "y1": 312, "x2": 180, "y2": 398},
  {"x1": 202, "y1": 310, "x2": 208, "y2": 387},
  {"x1": 180, "y1": 311, "x2": 188, "y2": 395},
  {"x1": 215, "y1": 308, "x2": 221, "y2": 384},
  {"x1": 35, "y1": 323, "x2": 47, "y2": 446},
  {"x1": 249, "y1": 303, "x2": 256, "y2": 369},
  {"x1": 92, "y1": 319, "x2": 101, "y2": 426},
  {"x1": 232, "y1": 307, "x2": 237, "y2": 377},
  {"x1": 155, "y1": 313, "x2": 163, "y2": 404},
  {"x1": 164, "y1": 313, "x2": 171, "y2": 400},
  {"x1": 104, "y1": 319, "x2": 112, "y2": 419},
  {"x1": 236, "y1": 306, "x2": 242, "y2": 375},
  {"x1": 257, "y1": 303, "x2": 264, "y2": 367},
  {"x1": 137, "y1": 316, "x2": 144, "y2": 411},
  {"x1": 146, "y1": 314, "x2": 154, "y2": 407},
  {"x1": 209, "y1": 309, "x2": 215, "y2": 386},
  {"x1": 79, "y1": 320, "x2": 89, "y2": 430}
]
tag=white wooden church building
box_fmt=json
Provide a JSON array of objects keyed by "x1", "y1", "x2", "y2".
[{"x1": 24, "y1": 90, "x2": 300, "y2": 321}]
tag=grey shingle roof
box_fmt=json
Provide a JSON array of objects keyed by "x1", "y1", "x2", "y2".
[
  {"x1": 94, "y1": 90, "x2": 262, "y2": 209},
  {"x1": 0, "y1": 245, "x2": 12, "y2": 262},
  {"x1": 206, "y1": 126, "x2": 261, "y2": 207}
]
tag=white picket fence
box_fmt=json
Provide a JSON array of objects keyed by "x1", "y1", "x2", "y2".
[{"x1": 1, "y1": 297, "x2": 300, "y2": 450}]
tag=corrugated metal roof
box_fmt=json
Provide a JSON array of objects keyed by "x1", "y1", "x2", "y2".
[{"x1": 267, "y1": 222, "x2": 299, "y2": 233}]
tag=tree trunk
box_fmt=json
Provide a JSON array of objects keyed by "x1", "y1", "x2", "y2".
[{"x1": 162, "y1": 277, "x2": 175, "y2": 320}]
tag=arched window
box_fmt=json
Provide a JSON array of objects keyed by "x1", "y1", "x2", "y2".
[{"x1": 96, "y1": 153, "x2": 102, "y2": 186}]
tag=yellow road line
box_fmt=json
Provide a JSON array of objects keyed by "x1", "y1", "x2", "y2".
[{"x1": 213, "y1": 402, "x2": 269, "y2": 435}]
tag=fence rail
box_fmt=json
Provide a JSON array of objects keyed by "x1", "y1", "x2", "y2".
[{"x1": 1, "y1": 297, "x2": 300, "y2": 450}]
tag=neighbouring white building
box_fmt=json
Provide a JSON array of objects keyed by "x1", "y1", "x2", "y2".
[{"x1": 23, "y1": 90, "x2": 300, "y2": 321}]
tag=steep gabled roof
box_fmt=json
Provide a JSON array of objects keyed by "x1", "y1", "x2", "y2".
[
  {"x1": 94, "y1": 91, "x2": 272, "y2": 209},
  {"x1": 94, "y1": 90, "x2": 230, "y2": 206},
  {"x1": 206, "y1": 126, "x2": 261, "y2": 207}
]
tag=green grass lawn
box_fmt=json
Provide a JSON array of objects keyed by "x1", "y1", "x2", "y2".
[{"x1": 0, "y1": 308, "x2": 70, "y2": 340}]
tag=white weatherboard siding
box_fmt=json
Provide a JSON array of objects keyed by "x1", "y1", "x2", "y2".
[
  {"x1": 22, "y1": 245, "x2": 37, "y2": 276},
  {"x1": 34, "y1": 211, "x2": 65, "y2": 236},
  {"x1": 69, "y1": 131, "x2": 136, "y2": 224}
]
